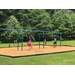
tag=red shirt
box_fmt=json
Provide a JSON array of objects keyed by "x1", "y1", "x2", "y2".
[{"x1": 27, "y1": 41, "x2": 31, "y2": 47}]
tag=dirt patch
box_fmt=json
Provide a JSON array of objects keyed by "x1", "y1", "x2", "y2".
[{"x1": 0, "y1": 45, "x2": 75, "y2": 57}]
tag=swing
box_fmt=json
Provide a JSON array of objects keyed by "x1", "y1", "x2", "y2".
[
  {"x1": 26, "y1": 32, "x2": 32, "y2": 47},
  {"x1": 27, "y1": 41, "x2": 31, "y2": 47},
  {"x1": 51, "y1": 33, "x2": 56, "y2": 43},
  {"x1": 26, "y1": 31, "x2": 34, "y2": 48}
]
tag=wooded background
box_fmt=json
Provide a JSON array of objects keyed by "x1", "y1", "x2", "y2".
[{"x1": 0, "y1": 9, "x2": 75, "y2": 43}]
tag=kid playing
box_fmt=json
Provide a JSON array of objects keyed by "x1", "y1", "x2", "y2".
[
  {"x1": 44, "y1": 39, "x2": 46, "y2": 44},
  {"x1": 52, "y1": 37, "x2": 56, "y2": 48},
  {"x1": 27, "y1": 39, "x2": 33, "y2": 50},
  {"x1": 29, "y1": 40, "x2": 33, "y2": 48}
]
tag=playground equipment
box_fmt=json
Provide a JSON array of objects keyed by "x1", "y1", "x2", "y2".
[{"x1": 0, "y1": 28, "x2": 62, "y2": 51}]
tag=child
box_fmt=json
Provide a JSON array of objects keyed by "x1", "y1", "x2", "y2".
[
  {"x1": 27, "y1": 39, "x2": 33, "y2": 50},
  {"x1": 44, "y1": 39, "x2": 46, "y2": 44},
  {"x1": 29, "y1": 40, "x2": 33, "y2": 48},
  {"x1": 52, "y1": 37, "x2": 56, "y2": 48},
  {"x1": 27, "y1": 40, "x2": 31, "y2": 47}
]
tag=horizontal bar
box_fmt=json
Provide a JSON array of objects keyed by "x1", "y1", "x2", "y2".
[
  {"x1": 0, "y1": 28, "x2": 61, "y2": 34},
  {"x1": 23, "y1": 30, "x2": 43, "y2": 32}
]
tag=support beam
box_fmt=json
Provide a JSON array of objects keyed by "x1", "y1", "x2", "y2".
[
  {"x1": 43, "y1": 32, "x2": 45, "y2": 48},
  {"x1": 21, "y1": 30, "x2": 23, "y2": 51},
  {"x1": 39, "y1": 33, "x2": 40, "y2": 49},
  {"x1": 56, "y1": 34, "x2": 57, "y2": 46},
  {"x1": 60, "y1": 33, "x2": 62, "y2": 46},
  {"x1": 0, "y1": 28, "x2": 61, "y2": 33},
  {"x1": 17, "y1": 31, "x2": 19, "y2": 50}
]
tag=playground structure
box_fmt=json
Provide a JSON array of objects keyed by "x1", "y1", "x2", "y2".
[
  {"x1": 0, "y1": 28, "x2": 75, "y2": 57},
  {"x1": 1, "y1": 28, "x2": 71, "y2": 57},
  {"x1": 0, "y1": 28, "x2": 62, "y2": 51}
]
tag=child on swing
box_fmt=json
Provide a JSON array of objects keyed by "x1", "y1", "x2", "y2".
[
  {"x1": 44, "y1": 39, "x2": 46, "y2": 45},
  {"x1": 52, "y1": 37, "x2": 56, "y2": 48},
  {"x1": 29, "y1": 39, "x2": 33, "y2": 48},
  {"x1": 27, "y1": 39, "x2": 33, "y2": 50}
]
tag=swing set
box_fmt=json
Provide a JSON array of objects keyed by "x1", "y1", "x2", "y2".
[{"x1": 0, "y1": 28, "x2": 62, "y2": 51}]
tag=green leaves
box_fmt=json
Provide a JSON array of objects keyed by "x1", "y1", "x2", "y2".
[
  {"x1": 3, "y1": 15, "x2": 20, "y2": 29},
  {"x1": 0, "y1": 9, "x2": 75, "y2": 42}
]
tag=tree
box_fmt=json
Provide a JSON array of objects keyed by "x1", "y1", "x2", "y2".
[
  {"x1": 17, "y1": 9, "x2": 54, "y2": 41},
  {"x1": 52, "y1": 10, "x2": 72, "y2": 40},
  {"x1": 0, "y1": 9, "x2": 75, "y2": 42},
  {"x1": 70, "y1": 13, "x2": 75, "y2": 39},
  {"x1": 0, "y1": 15, "x2": 21, "y2": 43},
  {"x1": 58, "y1": 13, "x2": 72, "y2": 40}
]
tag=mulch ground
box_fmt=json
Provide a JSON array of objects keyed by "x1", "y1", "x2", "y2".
[{"x1": 0, "y1": 45, "x2": 75, "y2": 57}]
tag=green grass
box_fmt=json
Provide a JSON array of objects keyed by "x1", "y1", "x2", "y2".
[
  {"x1": 0, "y1": 51, "x2": 75, "y2": 65},
  {"x1": 0, "y1": 41, "x2": 75, "y2": 65},
  {"x1": 0, "y1": 41, "x2": 75, "y2": 48}
]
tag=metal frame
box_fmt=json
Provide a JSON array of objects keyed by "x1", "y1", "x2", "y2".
[
  {"x1": 0, "y1": 28, "x2": 62, "y2": 51},
  {"x1": 17, "y1": 31, "x2": 19, "y2": 50}
]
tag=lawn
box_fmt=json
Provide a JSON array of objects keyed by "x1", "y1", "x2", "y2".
[
  {"x1": 0, "y1": 41, "x2": 75, "y2": 65},
  {"x1": 0, "y1": 51, "x2": 75, "y2": 65},
  {"x1": 0, "y1": 41, "x2": 75, "y2": 48}
]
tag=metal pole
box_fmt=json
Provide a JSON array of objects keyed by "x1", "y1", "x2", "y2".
[
  {"x1": 60, "y1": 33, "x2": 62, "y2": 47},
  {"x1": 43, "y1": 32, "x2": 45, "y2": 48},
  {"x1": 17, "y1": 31, "x2": 19, "y2": 50},
  {"x1": 56, "y1": 34, "x2": 57, "y2": 46},
  {"x1": 21, "y1": 30, "x2": 23, "y2": 51},
  {"x1": 39, "y1": 33, "x2": 40, "y2": 49}
]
